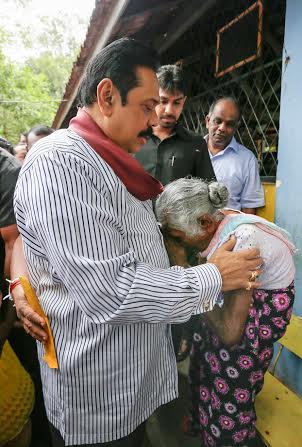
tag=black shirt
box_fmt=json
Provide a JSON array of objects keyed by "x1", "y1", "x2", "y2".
[
  {"x1": 135, "y1": 124, "x2": 215, "y2": 185},
  {"x1": 0, "y1": 149, "x2": 20, "y2": 291},
  {"x1": 0, "y1": 148, "x2": 20, "y2": 228}
]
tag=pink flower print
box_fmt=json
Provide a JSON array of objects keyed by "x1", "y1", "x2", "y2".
[
  {"x1": 272, "y1": 293, "x2": 290, "y2": 311},
  {"x1": 238, "y1": 355, "x2": 254, "y2": 370},
  {"x1": 224, "y1": 402, "x2": 237, "y2": 414},
  {"x1": 199, "y1": 407, "x2": 209, "y2": 427},
  {"x1": 262, "y1": 303, "x2": 271, "y2": 316},
  {"x1": 239, "y1": 412, "x2": 252, "y2": 424},
  {"x1": 272, "y1": 317, "x2": 287, "y2": 329},
  {"x1": 219, "y1": 348, "x2": 230, "y2": 362},
  {"x1": 204, "y1": 432, "x2": 215, "y2": 446},
  {"x1": 249, "y1": 307, "x2": 257, "y2": 317},
  {"x1": 200, "y1": 385, "x2": 211, "y2": 402},
  {"x1": 287, "y1": 307, "x2": 293, "y2": 321},
  {"x1": 193, "y1": 332, "x2": 202, "y2": 342},
  {"x1": 249, "y1": 370, "x2": 264, "y2": 385},
  {"x1": 211, "y1": 390, "x2": 221, "y2": 410},
  {"x1": 219, "y1": 415, "x2": 235, "y2": 431},
  {"x1": 208, "y1": 404, "x2": 213, "y2": 419},
  {"x1": 254, "y1": 290, "x2": 268, "y2": 302},
  {"x1": 210, "y1": 423, "x2": 221, "y2": 438},
  {"x1": 234, "y1": 388, "x2": 250, "y2": 403},
  {"x1": 259, "y1": 325, "x2": 272, "y2": 339},
  {"x1": 226, "y1": 366, "x2": 239, "y2": 379},
  {"x1": 233, "y1": 429, "x2": 248, "y2": 444},
  {"x1": 212, "y1": 334, "x2": 220, "y2": 347},
  {"x1": 249, "y1": 428, "x2": 257, "y2": 439},
  {"x1": 214, "y1": 377, "x2": 229, "y2": 395},
  {"x1": 208, "y1": 353, "x2": 221, "y2": 374},
  {"x1": 245, "y1": 323, "x2": 255, "y2": 339},
  {"x1": 259, "y1": 347, "x2": 273, "y2": 363}
]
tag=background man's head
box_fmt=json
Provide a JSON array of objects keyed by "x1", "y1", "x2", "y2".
[
  {"x1": 156, "y1": 178, "x2": 229, "y2": 253},
  {"x1": 78, "y1": 38, "x2": 160, "y2": 153},
  {"x1": 19, "y1": 132, "x2": 28, "y2": 145},
  {"x1": 155, "y1": 64, "x2": 187, "y2": 129},
  {"x1": 14, "y1": 131, "x2": 28, "y2": 163},
  {"x1": 206, "y1": 97, "x2": 241, "y2": 151},
  {"x1": 27, "y1": 125, "x2": 54, "y2": 150},
  {"x1": 0, "y1": 136, "x2": 14, "y2": 154}
]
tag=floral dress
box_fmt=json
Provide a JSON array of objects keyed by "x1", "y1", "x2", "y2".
[
  {"x1": 189, "y1": 213, "x2": 295, "y2": 447},
  {"x1": 190, "y1": 284, "x2": 294, "y2": 447}
]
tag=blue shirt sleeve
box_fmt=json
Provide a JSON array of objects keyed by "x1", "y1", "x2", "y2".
[{"x1": 240, "y1": 154, "x2": 265, "y2": 209}]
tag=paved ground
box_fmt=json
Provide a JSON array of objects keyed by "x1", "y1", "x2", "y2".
[{"x1": 145, "y1": 359, "x2": 201, "y2": 447}]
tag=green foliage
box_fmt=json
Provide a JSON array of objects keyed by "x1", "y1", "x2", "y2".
[
  {"x1": 0, "y1": 46, "x2": 57, "y2": 143},
  {"x1": 27, "y1": 51, "x2": 76, "y2": 98},
  {"x1": 0, "y1": 2, "x2": 90, "y2": 143}
]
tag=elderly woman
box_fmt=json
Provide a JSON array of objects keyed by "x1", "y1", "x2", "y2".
[{"x1": 156, "y1": 178, "x2": 295, "y2": 447}]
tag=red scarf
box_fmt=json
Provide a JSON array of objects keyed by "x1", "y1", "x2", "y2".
[{"x1": 69, "y1": 109, "x2": 163, "y2": 201}]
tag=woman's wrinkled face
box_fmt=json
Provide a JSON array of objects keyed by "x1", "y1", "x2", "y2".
[{"x1": 163, "y1": 214, "x2": 221, "y2": 263}]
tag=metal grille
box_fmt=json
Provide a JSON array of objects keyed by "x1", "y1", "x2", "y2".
[
  {"x1": 162, "y1": 0, "x2": 286, "y2": 178},
  {"x1": 182, "y1": 58, "x2": 281, "y2": 177}
]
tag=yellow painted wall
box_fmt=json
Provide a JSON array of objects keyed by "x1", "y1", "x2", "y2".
[{"x1": 256, "y1": 182, "x2": 276, "y2": 222}]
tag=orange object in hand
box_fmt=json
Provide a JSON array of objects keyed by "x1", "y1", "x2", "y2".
[{"x1": 19, "y1": 276, "x2": 58, "y2": 369}]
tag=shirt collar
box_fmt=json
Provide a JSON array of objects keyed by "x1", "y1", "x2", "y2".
[
  {"x1": 205, "y1": 135, "x2": 239, "y2": 157},
  {"x1": 225, "y1": 136, "x2": 239, "y2": 153},
  {"x1": 152, "y1": 123, "x2": 189, "y2": 142}
]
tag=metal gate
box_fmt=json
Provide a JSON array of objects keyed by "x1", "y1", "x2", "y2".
[{"x1": 162, "y1": 0, "x2": 286, "y2": 178}]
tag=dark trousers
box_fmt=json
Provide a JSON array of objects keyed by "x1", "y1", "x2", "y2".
[{"x1": 49, "y1": 422, "x2": 146, "y2": 447}]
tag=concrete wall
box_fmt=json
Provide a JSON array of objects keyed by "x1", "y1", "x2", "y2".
[{"x1": 274, "y1": 0, "x2": 302, "y2": 395}]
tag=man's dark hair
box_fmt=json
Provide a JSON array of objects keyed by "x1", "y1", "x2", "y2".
[
  {"x1": 209, "y1": 97, "x2": 242, "y2": 122},
  {"x1": 156, "y1": 65, "x2": 187, "y2": 96},
  {"x1": 28, "y1": 125, "x2": 54, "y2": 137},
  {"x1": 78, "y1": 38, "x2": 160, "y2": 107}
]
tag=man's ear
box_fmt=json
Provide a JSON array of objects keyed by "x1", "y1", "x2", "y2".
[
  {"x1": 205, "y1": 115, "x2": 210, "y2": 130},
  {"x1": 96, "y1": 78, "x2": 114, "y2": 116}
]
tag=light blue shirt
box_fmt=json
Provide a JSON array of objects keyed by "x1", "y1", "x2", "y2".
[{"x1": 207, "y1": 136, "x2": 265, "y2": 210}]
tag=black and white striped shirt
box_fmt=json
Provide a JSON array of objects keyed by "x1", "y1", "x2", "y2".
[{"x1": 14, "y1": 129, "x2": 222, "y2": 445}]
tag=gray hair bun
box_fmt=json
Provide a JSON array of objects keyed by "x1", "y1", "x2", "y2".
[{"x1": 208, "y1": 182, "x2": 229, "y2": 209}]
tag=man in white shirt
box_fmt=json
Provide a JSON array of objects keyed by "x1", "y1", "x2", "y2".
[
  {"x1": 206, "y1": 97, "x2": 265, "y2": 214},
  {"x1": 11, "y1": 39, "x2": 261, "y2": 446}
]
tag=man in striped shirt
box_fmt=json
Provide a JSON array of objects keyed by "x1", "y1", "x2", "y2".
[{"x1": 12, "y1": 38, "x2": 261, "y2": 446}]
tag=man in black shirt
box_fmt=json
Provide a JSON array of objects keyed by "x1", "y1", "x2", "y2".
[
  {"x1": 136, "y1": 67, "x2": 214, "y2": 442},
  {"x1": 0, "y1": 147, "x2": 21, "y2": 296},
  {"x1": 136, "y1": 65, "x2": 215, "y2": 358},
  {"x1": 0, "y1": 145, "x2": 51, "y2": 447},
  {"x1": 135, "y1": 64, "x2": 215, "y2": 185}
]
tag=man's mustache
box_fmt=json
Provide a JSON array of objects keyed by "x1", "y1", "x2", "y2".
[
  {"x1": 138, "y1": 127, "x2": 153, "y2": 139},
  {"x1": 160, "y1": 114, "x2": 176, "y2": 121}
]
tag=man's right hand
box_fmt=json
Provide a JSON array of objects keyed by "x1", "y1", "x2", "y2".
[
  {"x1": 208, "y1": 236, "x2": 262, "y2": 292},
  {"x1": 12, "y1": 284, "x2": 48, "y2": 342}
]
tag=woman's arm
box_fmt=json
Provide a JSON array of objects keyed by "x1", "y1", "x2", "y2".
[{"x1": 204, "y1": 289, "x2": 252, "y2": 346}]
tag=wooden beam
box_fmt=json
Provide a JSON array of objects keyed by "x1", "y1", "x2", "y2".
[
  {"x1": 121, "y1": 0, "x2": 184, "y2": 22},
  {"x1": 155, "y1": 0, "x2": 217, "y2": 54}
]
